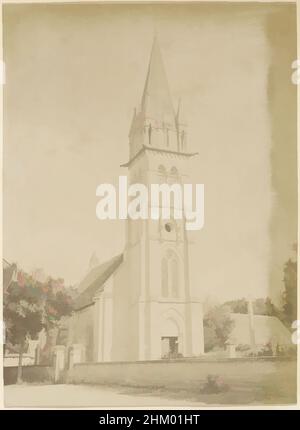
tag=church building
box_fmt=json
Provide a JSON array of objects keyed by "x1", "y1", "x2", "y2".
[{"x1": 69, "y1": 39, "x2": 204, "y2": 362}]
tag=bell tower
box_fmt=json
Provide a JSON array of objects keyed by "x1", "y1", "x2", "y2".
[{"x1": 121, "y1": 38, "x2": 204, "y2": 360}]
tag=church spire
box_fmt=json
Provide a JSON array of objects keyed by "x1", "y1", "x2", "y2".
[
  {"x1": 140, "y1": 37, "x2": 176, "y2": 128},
  {"x1": 128, "y1": 38, "x2": 188, "y2": 159}
]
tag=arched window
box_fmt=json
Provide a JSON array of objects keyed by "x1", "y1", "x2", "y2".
[
  {"x1": 158, "y1": 165, "x2": 166, "y2": 175},
  {"x1": 165, "y1": 128, "x2": 170, "y2": 147},
  {"x1": 148, "y1": 123, "x2": 152, "y2": 145},
  {"x1": 158, "y1": 165, "x2": 167, "y2": 185},
  {"x1": 170, "y1": 166, "x2": 178, "y2": 176},
  {"x1": 161, "y1": 250, "x2": 180, "y2": 298},
  {"x1": 169, "y1": 166, "x2": 179, "y2": 186},
  {"x1": 161, "y1": 258, "x2": 168, "y2": 298},
  {"x1": 171, "y1": 258, "x2": 179, "y2": 297},
  {"x1": 180, "y1": 130, "x2": 185, "y2": 150}
]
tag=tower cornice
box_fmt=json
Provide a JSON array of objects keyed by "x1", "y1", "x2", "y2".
[{"x1": 120, "y1": 144, "x2": 198, "y2": 168}]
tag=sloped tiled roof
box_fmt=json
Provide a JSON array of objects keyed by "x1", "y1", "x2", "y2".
[
  {"x1": 229, "y1": 313, "x2": 292, "y2": 346},
  {"x1": 74, "y1": 254, "x2": 123, "y2": 311}
]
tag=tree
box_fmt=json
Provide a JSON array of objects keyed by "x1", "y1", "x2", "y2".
[
  {"x1": 281, "y1": 257, "x2": 297, "y2": 327},
  {"x1": 38, "y1": 277, "x2": 74, "y2": 364},
  {"x1": 4, "y1": 269, "x2": 73, "y2": 383},
  {"x1": 223, "y1": 298, "x2": 248, "y2": 314},
  {"x1": 4, "y1": 271, "x2": 44, "y2": 383},
  {"x1": 203, "y1": 305, "x2": 235, "y2": 352},
  {"x1": 253, "y1": 297, "x2": 280, "y2": 317},
  {"x1": 42, "y1": 277, "x2": 73, "y2": 330}
]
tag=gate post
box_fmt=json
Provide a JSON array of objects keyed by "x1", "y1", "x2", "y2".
[
  {"x1": 225, "y1": 341, "x2": 237, "y2": 358},
  {"x1": 68, "y1": 344, "x2": 86, "y2": 370},
  {"x1": 53, "y1": 345, "x2": 66, "y2": 383}
]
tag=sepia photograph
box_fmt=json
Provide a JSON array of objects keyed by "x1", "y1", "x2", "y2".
[{"x1": 1, "y1": 1, "x2": 298, "y2": 410}]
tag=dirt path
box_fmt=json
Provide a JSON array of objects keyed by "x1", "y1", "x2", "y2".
[{"x1": 4, "y1": 383, "x2": 206, "y2": 408}]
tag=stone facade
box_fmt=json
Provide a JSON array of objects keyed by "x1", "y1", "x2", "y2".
[{"x1": 68, "y1": 38, "x2": 204, "y2": 362}]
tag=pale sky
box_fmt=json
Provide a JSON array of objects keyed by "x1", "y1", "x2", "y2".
[{"x1": 3, "y1": 3, "x2": 297, "y2": 302}]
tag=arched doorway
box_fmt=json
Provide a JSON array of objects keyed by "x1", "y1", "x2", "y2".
[{"x1": 161, "y1": 317, "x2": 181, "y2": 359}]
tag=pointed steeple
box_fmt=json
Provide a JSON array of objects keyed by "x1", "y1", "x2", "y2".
[
  {"x1": 140, "y1": 37, "x2": 176, "y2": 128},
  {"x1": 127, "y1": 38, "x2": 189, "y2": 160},
  {"x1": 128, "y1": 107, "x2": 137, "y2": 137}
]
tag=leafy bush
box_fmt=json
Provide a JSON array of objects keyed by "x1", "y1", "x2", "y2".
[
  {"x1": 246, "y1": 342, "x2": 273, "y2": 357},
  {"x1": 201, "y1": 375, "x2": 229, "y2": 394},
  {"x1": 203, "y1": 305, "x2": 235, "y2": 352},
  {"x1": 235, "y1": 344, "x2": 251, "y2": 352}
]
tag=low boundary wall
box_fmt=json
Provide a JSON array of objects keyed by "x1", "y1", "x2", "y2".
[
  {"x1": 68, "y1": 357, "x2": 296, "y2": 394},
  {"x1": 4, "y1": 365, "x2": 54, "y2": 385}
]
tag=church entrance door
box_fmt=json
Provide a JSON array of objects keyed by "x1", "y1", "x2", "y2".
[{"x1": 161, "y1": 336, "x2": 178, "y2": 359}]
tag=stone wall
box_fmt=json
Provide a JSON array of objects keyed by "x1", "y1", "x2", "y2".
[
  {"x1": 4, "y1": 365, "x2": 54, "y2": 385},
  {"x1": 71, "y1": 306, "x2": 94, "y2": 362},
  {"x1": 68, "y1": 357, "x2": 296, "y2": 402}
]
